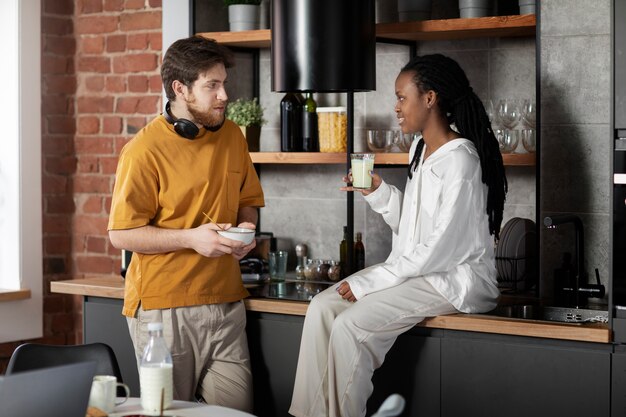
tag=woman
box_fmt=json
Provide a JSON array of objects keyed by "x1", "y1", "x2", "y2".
[{"x1": 288, "y1": 54, "x2": 507, "y2": 417}]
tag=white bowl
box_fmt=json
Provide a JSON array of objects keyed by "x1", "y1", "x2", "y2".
[{"x1": 217, "y1": 227, "x2": 255, "y2": 245}]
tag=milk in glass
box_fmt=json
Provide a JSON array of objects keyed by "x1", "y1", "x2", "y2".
[{"x1": 351, "y1": 153, "x2": 375, "y2": 189}]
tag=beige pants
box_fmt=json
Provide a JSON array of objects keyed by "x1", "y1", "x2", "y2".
[
  {"x1": 289, "y1": 278, "x2": 456, "y2": 417},
  {"x1": 127, "y1": 301, "x2": 253, "y2": 413}
]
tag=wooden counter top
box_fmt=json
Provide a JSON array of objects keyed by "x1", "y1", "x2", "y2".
[{"x1": 51, "y1": 277, "x2": 611, "y2": 344}]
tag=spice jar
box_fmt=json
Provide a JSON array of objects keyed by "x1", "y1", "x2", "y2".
[
  {"x1": 304, "y1": 258, "x2": 317, "y2": 281},
  {"x1": 295, "y1": 243, "x2": 308, "y2": 281},
  {"x1": 317, "y1": 107, "x2": 347, "y2": 152},
  {"x1": 316, "y1": 260, "x2": 332, "y2": 281},
  {"x1": 328, "y1": 260, "x2": 341, "y2": 282}
]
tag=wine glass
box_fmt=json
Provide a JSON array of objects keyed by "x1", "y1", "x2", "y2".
[
  {"x1": 496, "y1": 99, "x2": 521, "y2": 130},
  {"x1": 521, "y1": 99, "x2": 536, "y2": 129},
  {"x1": 499, "y1": 129, "x2": 520, "y2": 153},
  {"x1": 521, "y1": 129, "x2": 536, "y2": 153},
  {"x1": 485, "y1": 99, "x2": 498, "y2": 128}
]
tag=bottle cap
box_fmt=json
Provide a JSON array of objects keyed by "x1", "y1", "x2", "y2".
[{"x1": 148, "y1": 322, "x2": 163, "y2": 331}]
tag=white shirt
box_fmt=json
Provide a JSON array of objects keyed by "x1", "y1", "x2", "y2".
[{"x1": 346, "y1": 138, "x2": 500, "y2": 313}]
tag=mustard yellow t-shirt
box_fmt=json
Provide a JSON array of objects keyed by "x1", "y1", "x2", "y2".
[{"x1": 108, "y1": 115, "x2": 265, "y2": 317}]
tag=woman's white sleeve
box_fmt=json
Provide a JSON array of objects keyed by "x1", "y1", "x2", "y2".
[{"x1": 363, "y1": 179, "x2": 404, "y2": 234}]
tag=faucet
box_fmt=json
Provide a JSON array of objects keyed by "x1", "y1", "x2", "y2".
[{"x1": 544, "y1": 214, "x2": 585, "y2": 308}]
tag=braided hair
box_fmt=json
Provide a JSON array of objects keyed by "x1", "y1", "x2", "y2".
[{"x1": 402, "y1": 54, "x2": 507, "y2": 239}]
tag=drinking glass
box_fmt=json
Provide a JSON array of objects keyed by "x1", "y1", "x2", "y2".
[
  {"x1": 394, "y1": 131, "x2": 416, "y2": 152},
  {"x1": 496, "y1": 99, "x2": 521, "y2": 130},
  {"x1": 521, "y1": 128, "x2": 536, "y2": 152},
  {"x1": 366, "y1": 129, "x2": 395, "y2": 152},
  {"x1": 350, "y1": 153, "x2": 376, "y2": 189},
  {"x1": 521, "y1": 99, "x2": 536, "y2": 129},
  {"x1": 499, "y1": 129, "x2": 520, "y2": 153},
  {"x1": 269, "y1": 251, "x2": 288, "y2": 282},
  {"x1": 485, "y1": 99, "x2": 498, "y2": 128}
]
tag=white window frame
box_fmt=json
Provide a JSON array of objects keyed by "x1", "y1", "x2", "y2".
[{"x1": 0, "y1": 0, "x2": 43, "y2": 343}]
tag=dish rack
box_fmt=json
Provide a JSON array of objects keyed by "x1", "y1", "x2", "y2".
[{"x1": 496, "y1": 254, "x2": 538, "y2": 294}]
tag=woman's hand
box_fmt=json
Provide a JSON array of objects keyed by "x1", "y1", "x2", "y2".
[
  {"x1": 340, "y1": 169, "x2": 382, "y2": 196},
  {"x1": 336, "y1": 281, "x2": 357, "y2": 302}
]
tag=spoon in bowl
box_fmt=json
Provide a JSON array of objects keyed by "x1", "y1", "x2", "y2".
[{"x1": 202, "y1": 211, "x2": 225, "y2": 231}]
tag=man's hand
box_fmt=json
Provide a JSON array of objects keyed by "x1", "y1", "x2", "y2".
[
  {"x1": 337, "y1": 281, "x2": 357, "y2": 302},
  {"x1": 231, "y1": 222, "x2": 257, "y2": 260},
  {"x1": 188, "y1": 223, "x2": 245, "y2": 257}
]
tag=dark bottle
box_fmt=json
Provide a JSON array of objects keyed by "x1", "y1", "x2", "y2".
[
  {"x1": 280, "y1": 93, "x2": 303, "y2": 152},
  {"x1": 339, "y1": 226, "x2": 350, "y2": 278},
  {"x1": 354, "y1": 232, "x2": 365, "y2": 271},
  {"x1": 301, "y1": 92, "x2": 319, "y2": 152}
]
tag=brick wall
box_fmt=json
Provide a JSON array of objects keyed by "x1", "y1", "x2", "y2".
[{"x1": 0, "y1": 0, "x2": 162, "y2": 372}]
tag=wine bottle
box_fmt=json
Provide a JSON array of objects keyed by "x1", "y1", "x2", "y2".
[
  {"x1": 339, "y1": 226, "x2": 350, "y2": 278},
  {"x1": 355, "y1": 232, "x2": 365, "y2": 271},
  {"x1": 302, "y1": 92, "x2": 319, "y2": 152},
  {"x1": 280, "y1": 93, "x2": 303, "y2": 152}
]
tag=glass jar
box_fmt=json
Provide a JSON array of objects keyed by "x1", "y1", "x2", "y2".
[
  {"x1": 327, "y1": 260, "x2": 341, "y2": 282},
  {"x1": 317, "y1": 107, "x2": 347, "y2": 152},
  {"x1": 316, "y1": 260, "x2": 331, "y2": 281},
  {"x1": 295, "y1": 255, "x2": 307, "y2": 280},
  {"x1": 304, "y1": 258, "x2": 317, "y2": 281}
]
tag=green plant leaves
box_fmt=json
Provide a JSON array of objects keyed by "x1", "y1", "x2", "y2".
[{"x1": 226, "y1": 97, "x2": 267, "y2": 127}]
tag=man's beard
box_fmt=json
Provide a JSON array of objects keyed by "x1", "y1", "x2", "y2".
[{"x1": 186, "y1": 99, "x2": 225, "y2": 128}]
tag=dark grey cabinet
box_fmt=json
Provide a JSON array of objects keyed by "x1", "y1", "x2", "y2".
[
  {"x1": 245, "y1": 313, "x2": 442, "y2": 417},
  {"x1": 612, "y1": 346, "x2": 626, "y2": 416},
  {"x1": 246, "y1": 312, "x2": 304, "y2": 417},
  {"x1": 83, "y1": 296, "x2": 140, "y2": 396},
  {"x1": 367, "y1": 328, "x2": 442, "y2": 417},
  {"x1": 83, "y1": 298, "x2": 617, "y2": 417},
  {"x1": 441, "y1": 331, "x2": 611, "y2": 417}
]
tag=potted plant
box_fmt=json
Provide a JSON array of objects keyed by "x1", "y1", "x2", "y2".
[
  {"x1": 226, "y1": 97, "x2": 266, "y2": 152},
  {"x1": 397, "y1": 0, "x2": 432, "y2": 21},
  {"x1": 224, "y1": 0, "x2": 262, "y2": 32}
]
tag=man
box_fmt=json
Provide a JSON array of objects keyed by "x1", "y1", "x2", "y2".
[{"x1": 108, "y1": 36, "x2": 264, "y2": 412}]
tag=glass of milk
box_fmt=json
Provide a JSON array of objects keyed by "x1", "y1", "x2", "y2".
[{"x1": 350, "y1": 153, "x2": 375, "y2": 189}]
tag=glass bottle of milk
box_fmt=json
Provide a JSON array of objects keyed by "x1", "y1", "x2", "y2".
[{"x1": 140, "y1": 322, "x2": 173, "y2": 413}]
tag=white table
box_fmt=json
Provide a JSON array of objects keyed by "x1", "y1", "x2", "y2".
[{"x1": 109, "y1": 398, "x2": 256, "y2": 417}]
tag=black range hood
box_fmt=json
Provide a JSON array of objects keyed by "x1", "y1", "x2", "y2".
[{"x1": 271, "y1": 0, "x2": 376, "y2": 93}]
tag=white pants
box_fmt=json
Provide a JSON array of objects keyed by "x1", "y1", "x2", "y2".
[
  {"x1": 289, "y1": 278, "x2": 456, "y2": 417},
  {"x1": 127, "y1": 301, "x2": 253, "y2": 413}
]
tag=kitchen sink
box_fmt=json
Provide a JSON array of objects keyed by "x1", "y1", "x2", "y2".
[{"x1": 487, "y1": 304, "x2": 608, "y2": 324}]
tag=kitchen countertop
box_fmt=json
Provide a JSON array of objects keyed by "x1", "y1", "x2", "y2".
[{"x1": 50, "y1": 276, "x2": 611, "y2": 344}]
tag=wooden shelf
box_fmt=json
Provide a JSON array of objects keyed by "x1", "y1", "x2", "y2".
[
  {"x1": 200, "y1": 29, "x2": 271, "y2": 48},
  {"x1": 197, "y1": 15, "x2": 535, "y2": 48},
  {"x1": 0, "y1": 288, "x2": 31, "y2": 302},
  {"x1": 503, "y1": 152, "x2": 536, "y2": 166},
  {"x1": 249, "y1": 152, "x2": 409, "y2": 165},
  {"x1": 376, "y1": 14, "x2": 536, "y2": 42},
  {"x1": 250, "y1": 152, "x2": 535, "y2": 166}
]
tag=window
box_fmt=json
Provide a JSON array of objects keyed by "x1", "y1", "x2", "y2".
[{"x1": 0, "y1": 0, "x2": 42, "y2": 343}]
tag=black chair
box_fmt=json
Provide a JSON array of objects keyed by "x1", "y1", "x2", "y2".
[{"x1": 6, "y1": 342, "x2": 125, "y2": 394}]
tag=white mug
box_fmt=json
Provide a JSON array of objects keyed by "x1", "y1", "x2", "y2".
[{"x1": 88, "y1": 375, "x2": 130, "y2": 413}]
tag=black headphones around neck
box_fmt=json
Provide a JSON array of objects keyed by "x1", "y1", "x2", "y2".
[
  {"x1": 164, "y1": 101, "x2": 200, "y2": 139},
  {"x1": 163, "y1": 101, "x2": 225, "y2": 140}
]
